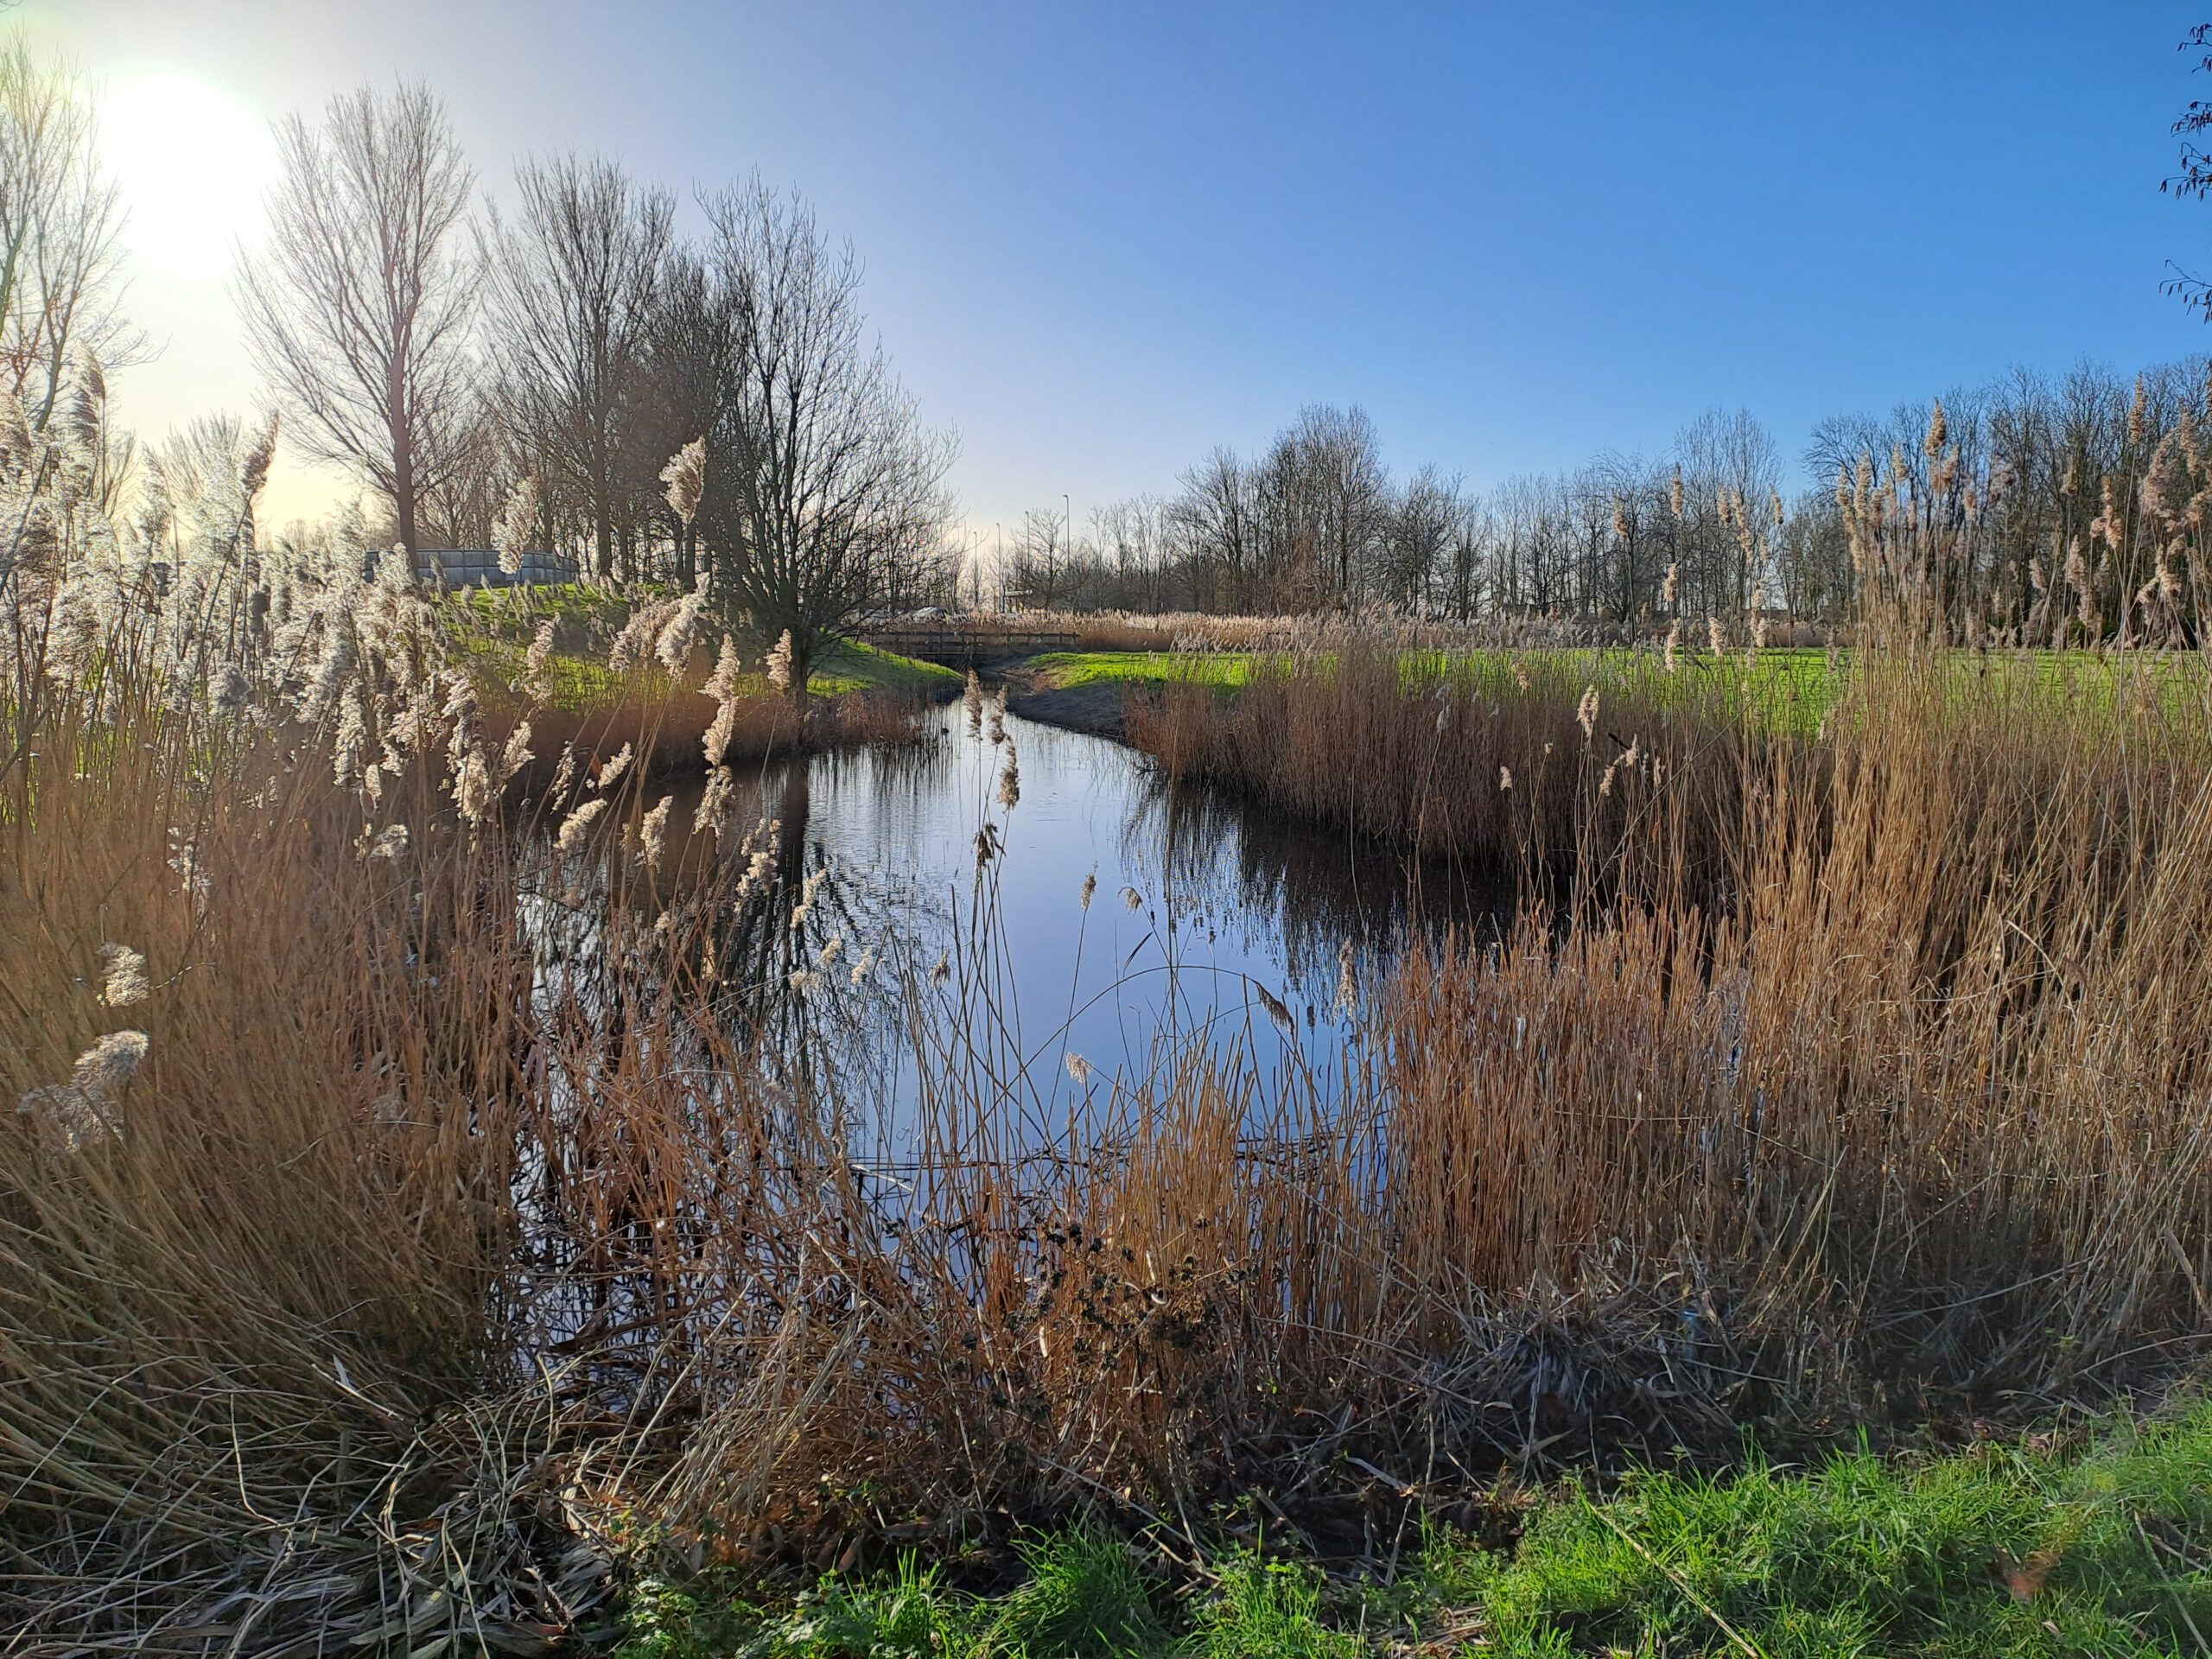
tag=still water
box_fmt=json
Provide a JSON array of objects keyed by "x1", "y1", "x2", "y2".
[{"x1": 608, "y1": 708, "x2": 1504, "y2": 1117}]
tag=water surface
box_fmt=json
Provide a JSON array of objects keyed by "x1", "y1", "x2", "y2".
[{"x1": 619, "y1": 709, "x2": 1506, "y2": 1120}]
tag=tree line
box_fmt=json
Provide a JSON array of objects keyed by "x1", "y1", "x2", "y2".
[
  {"x1": 999, "y1": 361, "x2": 2212, "y2": 645},
  {"x1": 12, "y1": 40, "x2": 2212, "y2": 652},
  {"x1": 227, "y1": 79, "x2": 962, "y2": 682}
]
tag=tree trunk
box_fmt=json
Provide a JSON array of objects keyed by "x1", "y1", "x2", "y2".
[{"x1": 390, "y1": 388, "x2": 417, "y2": 562}]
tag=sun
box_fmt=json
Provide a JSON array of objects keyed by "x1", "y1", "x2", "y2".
[{"x1": 99, "y1": 71, "x2": 275, "y2": 284}]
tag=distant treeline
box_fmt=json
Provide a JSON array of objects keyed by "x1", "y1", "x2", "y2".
[
  {"x1": 999, "y1": 359, "x2": 2212, "y2": 642},
  {"x1": 17, "y1": 25, "x2": 2203, "y2": 648}
]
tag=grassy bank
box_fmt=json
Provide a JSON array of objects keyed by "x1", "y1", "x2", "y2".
[
  {"x1": 1038, "y1": 642, "x2": 2212, "y2": 747},
  {"x1": 442, "y1": 582, "x2": 959, "y2": 772},
  {"x1": 448, "y1": 582, "x2": 960, "y2": 702},
  {"x1": 621, "y1": 1400, "x2": 2212, "y2": 1656}
]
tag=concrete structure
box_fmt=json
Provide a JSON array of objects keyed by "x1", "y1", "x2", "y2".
[{"x1": 410, "y1": 547, "x2": 581, "y2": 588}]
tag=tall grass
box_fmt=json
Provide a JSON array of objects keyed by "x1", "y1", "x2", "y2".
[
  {"x1": 1128, "y1": 641, "x2": 1765, "y2": 904},
  {"x1": 7, "y1": 448, "x2": 2212, "y2": 1649}
]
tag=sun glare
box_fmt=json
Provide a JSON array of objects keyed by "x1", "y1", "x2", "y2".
[{"x1": 100, "y1": 71, "x2": 274, "y2": 283}]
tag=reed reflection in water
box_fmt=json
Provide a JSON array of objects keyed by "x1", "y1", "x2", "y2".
[{"x1": 538, "y1": 709, "x2": 1509, "y2": 1135}]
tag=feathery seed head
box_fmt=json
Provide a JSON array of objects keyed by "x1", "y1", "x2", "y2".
[
  {"x1": 556, "y1": 797, "x2": 607, "y2": 855},
  {"x1": 98, "y1": 944, "x2": 149, "y2": 1008},
  {"x1": 639, "y1": 796, "x2": 673, "y2": 872},
  {"x1": 493, "y1": 476, "x2": 539, "y2": 576},
  {"x1": 73, "y1": 1030, "x2": 149, "y2": 1096},
  {"x1": 660, "y1": 438, "x2": 708, "y2": 527}
]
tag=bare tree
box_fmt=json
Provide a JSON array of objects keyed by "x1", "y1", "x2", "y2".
[
  {"x1": 1007, "y1": 504, "x2": 1071, "y2": 608},
  {"x1": 0, "y1": 39, "x2": 141, "y2": 433},
  {"x1": 1091, "y1": 494, "x2": 1176, "y2": 611},
  {"x1": 415, "y1": 398, "x2": 511, "y2": 550},
  {"x1": 1674, "y1": 409, "x2": 1779, "y2": 616},
  {"x1": 2164, "y1": 23, "x2": 2212, "y2": 318},
  {"x1": 696, "y1": 179, "x2": 953, "y2": 691},
  {"x1": 1172, "y1": 447, "x2": 1259, "y2": 611},
  {"x1": 480, "y1": 155, "x2": 672, "y2": 580},
  {"x1": 632, "y1": 244, "x2": 745, "y2": 588},
  {"x1": 235, "y1": 81, "x2": 474, "y2": 556},
  {"x1": 1381, "y1": 464, "x2": 1456, "y2": 611}
]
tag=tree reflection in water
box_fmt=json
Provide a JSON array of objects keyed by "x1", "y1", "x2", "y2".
[{"x1": 521, "y1": 710, "x2": 1513, "y2": 1144}]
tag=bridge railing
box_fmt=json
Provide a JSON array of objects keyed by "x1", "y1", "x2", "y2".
[{"x1": 863, "y1": 628, "x2": 1082, "y2": 664}]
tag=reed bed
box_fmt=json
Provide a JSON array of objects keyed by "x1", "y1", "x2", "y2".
[
  {"x1": 1126, "y1": 641, "x2": 1765, "y2": 901},
  {"x1": 7, "y1": 498, "x2": 2212, "y2": 1650}
]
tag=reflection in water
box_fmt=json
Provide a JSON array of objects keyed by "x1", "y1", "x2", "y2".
[
  {"x1": 1128, "y1": 771, "x2": 1514, "y2": 1013},
  {"x1": 504, "y1": 710, "x2": 1509, "y2": 1355},
  {"x1": 532, "y1": 710, "x2": 1506, "y2": 1135}
]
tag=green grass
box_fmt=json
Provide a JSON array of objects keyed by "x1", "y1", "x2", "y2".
[
  {"x1": 614, "y1": 1398, "x2": 2212, "y2": 1656},
  {"x1": 439, "y1": 584, "x2": 957, "y2": 712},
  {"x1": 442, "y1": 578, "x2": 659, "y2": 632},
  {"x1": 1030, "y1": 645, "x2": 2210, "y2": 741},
  {"x1": 812, "y1": 639, "x2": 963, "y2": 695},
  {"x1": 1030, "y1": 650, "x2": 1260, "y2": 690},
  {"x1": 1030, "y1": 646, "x2": 1840, "y2": 735}
]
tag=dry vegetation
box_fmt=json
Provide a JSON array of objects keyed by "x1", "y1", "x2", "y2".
[{"x1": 7, "y1": 424, "x2": 2212, "y2": 1655}]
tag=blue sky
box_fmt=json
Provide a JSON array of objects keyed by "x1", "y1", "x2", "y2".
[{"x1": 31, "y1": 1, "x2": 2212, "y2": 533}]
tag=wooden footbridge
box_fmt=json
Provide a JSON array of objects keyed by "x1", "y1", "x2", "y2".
[{"x1": 861, "y1": 626, "x2": 1079, "y2": 667}]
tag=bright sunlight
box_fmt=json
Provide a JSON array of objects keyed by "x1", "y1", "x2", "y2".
[{"x1": 99, "y1": 70, "x2": 272, "y2": 283}]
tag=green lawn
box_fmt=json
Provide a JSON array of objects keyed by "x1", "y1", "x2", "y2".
[
  {"x1": 1030, "y1": 645, "x2": 2209, "y2": 741},
  {"x1": 1029, "y1": 646, "x2": 1841, "y2": 735},
  {"x1": 1029, "y1": 650, "x2": 1259, "y2": 690},
  {"x1": 618, "y1": 1400, "x2": 2212, "y2": 1656}
]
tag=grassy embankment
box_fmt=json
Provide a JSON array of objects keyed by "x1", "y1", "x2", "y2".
[
  {"x1": 622, "y1": 1399, "x2": 2212, "y2": 1657},
  {"x1": 443, "y1": 582, "x2": 959, "y2": 768}
]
